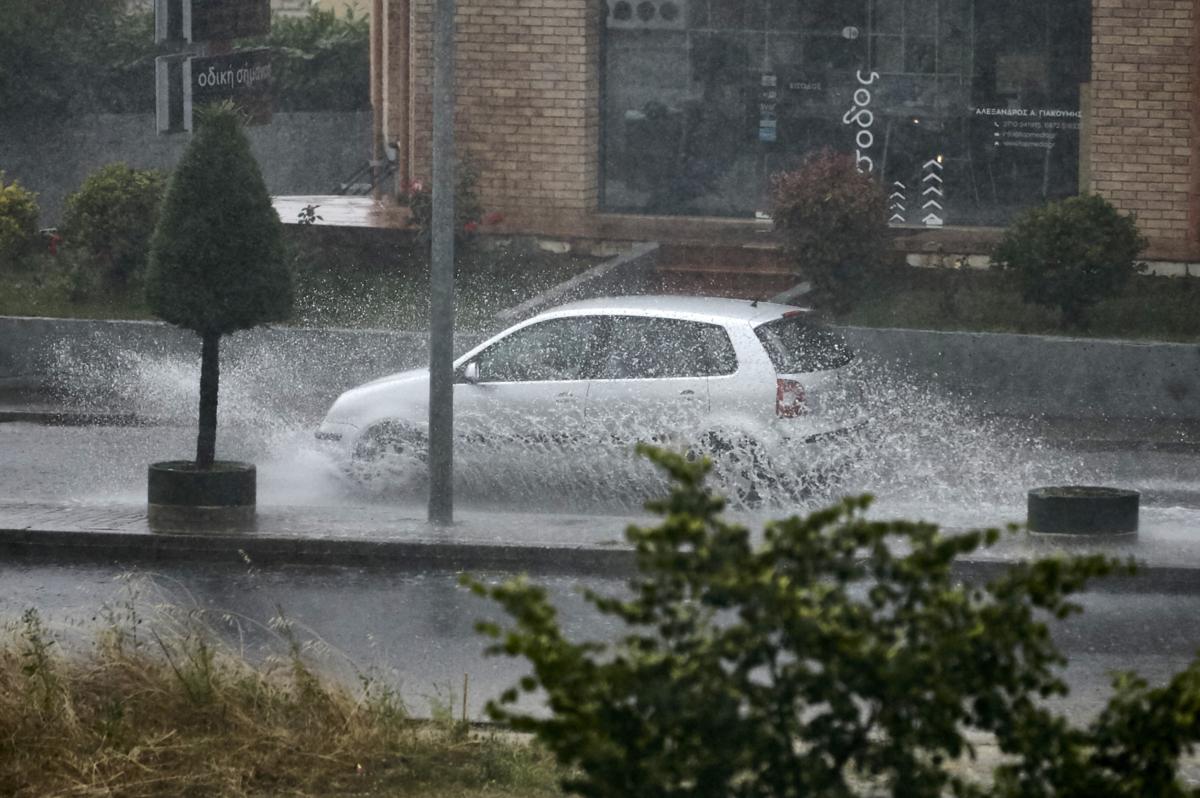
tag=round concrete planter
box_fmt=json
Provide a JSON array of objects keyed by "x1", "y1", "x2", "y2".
[
  {"x1": 148, "y1": 461, "x2": 256, "y2": 531},
  {"x1": 1027, "y1": 486, "x2": 1139, "y2": 543}
]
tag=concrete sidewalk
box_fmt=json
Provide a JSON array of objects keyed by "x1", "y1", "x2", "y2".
[
  {"x1": 0, "y1": 500, "x2": 644, "y2": 575},
  {"x1": 3, "y1": 498, "x2": 1200, "y2": 594}
]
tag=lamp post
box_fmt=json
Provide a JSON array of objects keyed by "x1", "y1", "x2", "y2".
[{"x1": 428, "y1": 0, "x2": 456, "y2": 525}]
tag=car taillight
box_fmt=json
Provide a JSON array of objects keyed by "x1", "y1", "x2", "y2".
[{"x1": 776, "y1": 378, "x2": 806, "y2": 418}]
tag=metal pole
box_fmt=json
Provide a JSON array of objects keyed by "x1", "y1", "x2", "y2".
[
  {"x1": 396, "y1": 0, "x2": 412, "y2": 189},
  {"x1": 370, "y1": 0, "x2": 385, "y2": 200},
  {"x1": 428, "y1": 0, "x2": 455, "y2": 525}
]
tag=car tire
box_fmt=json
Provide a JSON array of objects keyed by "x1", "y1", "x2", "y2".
[
  {"x1": 690, "y1": 431, "x2": 773, "y2": 508},
  {"x1": 347, "y1": 422, "x2": 429, "y2": 489},
  {"x1": 795, "y1": 457, "x2": 851, "y2": 500}
]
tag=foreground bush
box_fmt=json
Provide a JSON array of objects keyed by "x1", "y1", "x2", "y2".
[
  {"x1": 771, "y1": 149, "x2": 891, "y2": 313},
  {"x1": 472, "y1": 446, "x2": 1200, "y2": 798},
  {"x1": 63, "y1": 163, "x2": 166, "y2": 290},
  {"x1": 0, "y1": 605, "x2": 560, "y2": 798},
  {"x1": 993, "y1": 194, "x2": 1147, "y2": 330},
  {"x1": 0, "y1": 171, "x2": 40, "y2": 268}
]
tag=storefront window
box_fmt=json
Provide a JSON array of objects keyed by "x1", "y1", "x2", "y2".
[{"x1": 600, "y1": 0, "x2": 1091, "y2": 227}]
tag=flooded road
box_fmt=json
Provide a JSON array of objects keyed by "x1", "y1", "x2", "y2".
[{"x1": 3, "y1": 414, "x2": 1197, "y2": 538}]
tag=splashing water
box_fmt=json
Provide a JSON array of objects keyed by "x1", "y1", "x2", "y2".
[
  {"x1": 42, "y1": 340, "x2": 1102, "y2": 527},
  {"x1": 336, "y1": 360, "x2": 1096, "y2": 526},
  {"x1": 42, "y1": 336, "x2": 351, "y2": 505},
  {"x1": 830, "y1": 361, "x2": 1091, "y2": 528}
]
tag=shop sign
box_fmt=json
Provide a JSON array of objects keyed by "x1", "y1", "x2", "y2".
[
  {"x1": 842, "y1": 70, "x2": 879, "y2": 173},
  {"x1": 759, "y1": 74, "x2": 778, "y2": 143},
  {"x1": 185, "y1": 49, "x2": 273, "y2": 128},
  {"x1": 191, "y1": 0, "x2": 270, "y2": 42},
  {"x1": 975, "y1": 107, "x2": 1080, "y2": 151},
  {"x1": 156, "y1": 0, "x2": 270, "y2": 44}
]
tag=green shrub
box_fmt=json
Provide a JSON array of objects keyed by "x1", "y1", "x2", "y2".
[
  {"x1": 63, "y1": 163, "x2": 166, "y2": 290},
  {"x1": 146, "y1": 103, "x2": 292, "y2": 468},
  {"x1": 0, "y1": 172, "x2": 40, "y2": 268},
  {"x1": 993, "y1": 194, "x2": 1147, "y2": 329},
  {"x1": 0, "y1": 0, "x2": 137, "y2": 117},
  {"x1": 1, "y1": 3, "x2": 364, "y2": 119},
  {"x1": 471, "y1": 445, "x2": 1200, "y2": 798},
  {"x1": 771, "y1": 149, "x2": 892, "y2": 313},
  {"x1": 252, "y1": 6, "x2": 370, "y2": 111}
]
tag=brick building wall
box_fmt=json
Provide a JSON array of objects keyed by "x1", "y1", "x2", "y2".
[
  {"x1": 394, "y1": 0, "x2": 600, "y2": 227},
  {"x1": 1090, "y1": 0, "x2": 1198, "y2": 251},
  {"x1": 379, "y1": 0, "x2": 1200, "y2": 252}
]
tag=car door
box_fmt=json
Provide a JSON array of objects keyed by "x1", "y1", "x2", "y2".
[
  {"x1": 585, "y1": 315, "x2": 737, "y2": 448},
  {"x1": 453, "y1": 314, "x2": 602, "y2": 451}
]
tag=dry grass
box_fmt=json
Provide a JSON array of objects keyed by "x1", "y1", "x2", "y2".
[{"x1": 0, "y1": 598, "x2": 562, "y2": 798}]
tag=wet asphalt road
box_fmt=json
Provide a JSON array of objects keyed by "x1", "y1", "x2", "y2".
[
  {"x1": 3, "y1": 418, "x2": 1200, "y2": 523},
  {"x1": 2, "y1": 559, "x2": 1199, "y2": 722},
  {"x1": 3, "y1": 419, "x2": 1200, "y2": 722}
]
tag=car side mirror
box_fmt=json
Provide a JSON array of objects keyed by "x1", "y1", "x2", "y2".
[{"x1": 462, "y1": 361, "x2": 480, "y2": 384}]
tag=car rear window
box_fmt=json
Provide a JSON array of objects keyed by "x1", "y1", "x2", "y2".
[{"x1": 753, "y1": 316, "x2": 853, "y2": 373}]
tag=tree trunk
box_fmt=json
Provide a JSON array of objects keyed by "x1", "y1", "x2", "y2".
[{"x1": 196, "y1": 331, "x2": 220, "y2": 469}]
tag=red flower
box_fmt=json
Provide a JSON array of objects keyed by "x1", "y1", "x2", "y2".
[
  {"x1": 399, "y1": 178, "x2": 426, "y2": 195},
  {"x1": 463, "y1": 221, "x2": 479, "y2": 233},
  {"x1": 483, "y1": 211, "x2": 505, "y2": 225}
]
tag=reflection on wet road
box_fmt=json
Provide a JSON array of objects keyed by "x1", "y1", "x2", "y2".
[{"x1": 2, "y1": 560, "x2": 1197, "y2": 722}]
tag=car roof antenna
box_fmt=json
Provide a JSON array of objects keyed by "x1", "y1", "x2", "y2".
[{"x1": 749, "y1": 298, "x2": 759, "y2": 307}]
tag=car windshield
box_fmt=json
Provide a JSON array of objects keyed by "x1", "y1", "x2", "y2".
[{"x1": 753, "y1": 316, "x2": 853, "y2": 373}]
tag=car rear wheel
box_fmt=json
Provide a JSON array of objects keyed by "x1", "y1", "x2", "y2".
[{"x1": 689, "y1": 431, "x2": 774, "y2": 508}]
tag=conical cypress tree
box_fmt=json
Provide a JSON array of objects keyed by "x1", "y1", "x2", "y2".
[{"x1": 146, "y1": 103, "x2": 292, "y2": 469}]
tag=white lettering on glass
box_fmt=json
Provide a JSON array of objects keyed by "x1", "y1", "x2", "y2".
[{"x1": 843, "y1": 70, "x2": 880, "y2": 172}]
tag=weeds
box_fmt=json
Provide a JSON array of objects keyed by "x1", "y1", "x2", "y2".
[
  {"x1": 0, "y1": 587, "x2": 562, "y2": 798},
  {"x1": 18, "y1": 608, "x2": 63, "y2": 717}
]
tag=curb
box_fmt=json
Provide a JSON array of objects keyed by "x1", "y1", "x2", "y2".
[
  {"x1": 3, "y1": 526, "x2": 1198, "y2": 594},
  {"x1": 0, "y1": 410, "x2": 165, "y2": 427},
  {"x1": 0, "y1": 527, "x2": 637, "y2": 577}
]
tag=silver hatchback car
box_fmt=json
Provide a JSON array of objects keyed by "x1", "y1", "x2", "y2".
[{"x1": 317, "y1": 296, "x2": 865, "y2": 499}]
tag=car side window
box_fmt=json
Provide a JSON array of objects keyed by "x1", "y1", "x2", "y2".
[
  {"x1": 598, "y1": 316, "x2": 737, "y2": 379},
  {"x1": 473, "y1": 316, "x2": 600, "y2": 382}
]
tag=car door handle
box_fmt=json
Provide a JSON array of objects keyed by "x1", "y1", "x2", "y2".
[
  {"x1": 556, "y1": 392, "x2": 576, "y2": 402},
  {"x1": 679, "y1": 389, "x2": 697, "y2": 397}
]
